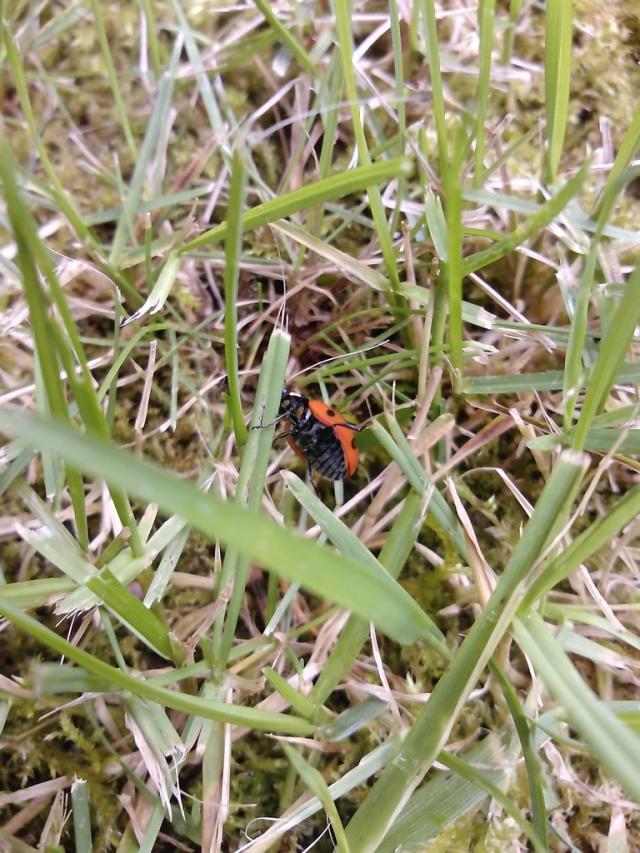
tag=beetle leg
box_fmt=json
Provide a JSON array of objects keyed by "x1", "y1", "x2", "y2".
[
  {"x1": 252, "y1": 412, "x2": 289, "y2": 430},
  {"x1": 306, "y1": 461, "x2": 319, "y2": 496}
]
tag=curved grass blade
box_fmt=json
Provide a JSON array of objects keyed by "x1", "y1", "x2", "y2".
[
  {"x1": 0, "y1": 406, "x2": 435, "y2": 647},
  {"x1": 181, "y1": 158, "x2": 412, "y2": 253}
]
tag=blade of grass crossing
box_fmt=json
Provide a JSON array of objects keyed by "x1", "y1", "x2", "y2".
[
  {"x1": 284, "y1": 476, "x2": 448, "y2": 657},
  {"x1": 516, "y1": 612, "x2": 640, "y2": 801},
  {"x1": 0, "y1": 406, "x2": 440, "y2": 647},
  {"x1": 310, "y1": 492, "x2": 442, "y2": 706},
  {"x1": 110, "y1": 69, "x2": 176, "y2": 267},
  {"x1": 0, "y1": 141, "x2": 143, "y2": 555},
  {"x1": 0, "y1": 141, "x2": 89, "y2": 547},
  {"x1": 563, "y1": 167, "x2": 640, "y2": 427},
  {"x1": 182, "y1": 158, "x2": 412, "y2": 253},
  {"x1": 437, "y1": 751, "x2": 546, "y2": 852},
  {"x1": 373, "y1": 418, "x2": 468, "y2": 558},
  {"x1": 343, "y1": 451, "x2": 587, "y2": 851},
  {"x1": 462, "y1": 163, "x2": 589, "y2": 275},
  {"x1": 283, "y1": 745, "x2": 351, "y2": 853},
  {"x1": 520, "y1": 483, "x2": 640, "y2": 611},
  {"x1": 0, "y1": 594, "x2": 313, "y2": 734},
  {"x1": 224, "y1": 151, "x2": 249, "y2": 447},
  {"x1": 490, "y1": 663, "x2": 548, "y2": 848}
]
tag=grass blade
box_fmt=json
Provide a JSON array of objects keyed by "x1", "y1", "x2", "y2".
[
  {"x1": 181, "y1": 158, "x2": 412, "y2": 253},
  {"x1": 544, "y1": 0, "x2": 572, "y2": 182},
  {"x1": 516, "y1": 613, "x2": 640, "y2": 801},
  {"x1": 344, "y1": 451, "x2": 587, "y2": 850},
  {"x1": 223, "y1": 151, "x2": 249, "y2": 446},
  {"x1": 0, "y1": 406, "x2": 437, "y2": 647}
]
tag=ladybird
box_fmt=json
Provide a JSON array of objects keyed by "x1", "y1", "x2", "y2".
[{"x1": 274, "y1": 390, "x2": 360, "y2": 481}]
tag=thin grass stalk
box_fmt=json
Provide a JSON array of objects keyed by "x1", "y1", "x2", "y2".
[
  {"x1": 88, "y1": 0, "x2": 138, "y2": 159},
  {"x1": 333, "y1": 0, "x2": 403, "y2": 307},
  {"x1": 490, "y1": 663, "x2": 548, "y2": 848},
  {"x1": 473, "y1": 0, "x2": 496, "y2": 187},
  {"x1": 343, "y1": 451, "x2": 587, "y2": 850},
  {"x1": 140, "y1": 0, "x2": 162, "y2": 76},
  {"x1": 2, "y1": 25, "x2": 94, "y2": 247},
  {"x1": 110, "y1": 69, "x2": 176, "y2": 267},
  {"x1": 419, "y1": 0, "x2": 448, "y2": 172},
  {"x1": 443, "y1": 130, "x2": 464, "y2": 381},
  {"x1": 501, "y1": 0, "x2": 525, "y2": 66},
  {"x1": 563, "y1": 166, "x2": 640, "y2": 427},
  {"x1": 283, "y1": 745, "x2": 351, "y2": 852},
  {"x1": 215, "y1": 329, "x2": 290, "y2": 666},
  {"x1": 572, "y1": 260, "x2": 640, "y2": 451},
  {"x1": 224, "y1": 151, "x2": 249, "y2": 447},
  {"x1": 544, "y1": 0, "x2": 572, "y2": 182},
  {"x1": 437, "y1": 751, "x2": 546, "y2": 852}
]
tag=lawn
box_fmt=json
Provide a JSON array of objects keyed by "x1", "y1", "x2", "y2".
[{"x1": 1, "y1": 1, "x2": 640, "y2": 850}]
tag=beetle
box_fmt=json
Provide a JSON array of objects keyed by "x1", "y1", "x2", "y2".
[{"x1": 272, "y1": 390, "x2": 360, "y2": 481}]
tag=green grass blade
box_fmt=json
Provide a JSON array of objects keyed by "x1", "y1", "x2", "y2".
[
  {"x1": 215, "y1": 328, "x2": 290, "y2": 665},
  {"x1": 252, "y1": 0, "x2": 316, "y2": 74},
  {"x1": 572, "y1": 261, "x2": 640, "y2": 451},
  {"x1": 311, "y1": 492, "x2": 440, "y2": 705},
  {"x1": 438, "y1": 751, "x2": 546, "y2": 852},
  {"x1": 0, "y1": 407, "x2": 437, "y2": 647},
  {"x1": 88, "y1": 0, "x2": 137, "y2": 160},
  {"x1": 520, "y1": 483, "x2": 640, "y2": 610},
  {"x1": 371, "y1": 418, "x2": 468, "y2": 558},
  {"x1": 284, "y1": 473, "x2": 448, "y2": 655},
  {"x1": 516, "y1": 613, "x2": 640, "y2": 801},
  {"x1": 344, "y1": 451, "x2": 587, "y2": 850},
  {"x1": 326, "y1": 0, "x2": 404, "y2": 304},
  {"x1": 0, "y1": 594, "x2": 313, "y2": 734},
  {"x1": 71, "y1": 778, "x2": 92, "y2": 853},
  {"x1": 181, "y1": 158, "x2": 412, "y2": 253},
  {"x1": 110, "y1": 70, "x2": 176, "y2": 267},
  {"x1": 377, "y1": 733, "x2": 517, "y2": 852},
  {"x1": 283, "y1": 745, "x2": 351, "y2": 852},
  {"x1": 544, "y1": 0, "x2": 572, "y2": 182},
  {"x1": 473, "y1": 0, "x2": 496, "y2": 187},
  {"x1": 490, "y1": 663, "x2": 548, "y2": 847},
  {"x1": 223, "y1": 151, "x2": 249, "y2": 447},
  {"x1": 419, "y1": 0, "x2": 448, "y2": 171},
  {"x1": 462, "y1": 163, "x2": 589, "y2": 275}
]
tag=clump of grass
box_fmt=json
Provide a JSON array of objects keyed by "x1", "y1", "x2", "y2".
[{"x1": 1, "y1": 1, "x2": 640, "y2": 851}]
